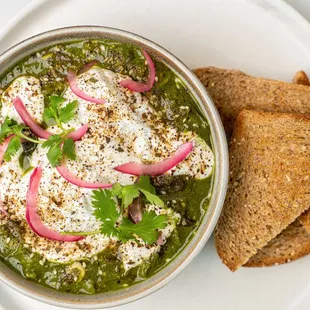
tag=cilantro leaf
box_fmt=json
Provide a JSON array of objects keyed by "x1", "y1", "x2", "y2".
[
  {"x1": 43, "y1": 96, "x2": 77, "y2": 127},
  {"x1": 4, "y1": 136, "x2": 21, "y2": 162},
  {"x1": 137, "y1": 176, "x2": 156, "y2": 194},
  {"x1": 0, "y1": 117, "x2": 29, "y2": 144},
  {"x1": 50, "y1": 95, "x2": 66, "y2": 110},
  {"x1": 46, "y1": 143, "x2": 62, "y2": 167},
  {"x1": 0, "y1": 117, "x2": 41, "y2": 164},
  {"x1": 92, "y1": 189, "x2": 120, "y2": 238},
  {"x1": 63, "y1": 138, "x2": 76, "y2": 160},
  {"x1": 43, "y1": 108, "x2": 57, "y2": 126},
  {"x1": 121, "y1": 185, "x2": 140, "y2": 208},
  {"x1": 118, "y1": 211, "x2": 168, "y2": 244},
  {"x1": 42, "y1": 135, "x2": 76, "y2": 167},
  {"x1": 140, "y1": 189, "x2": 164, "y2": 207},
  {"x1": 42, "y1": 134, "x2": 62, "y2": 148},
  {"x1": 42, "y1": 96, "x2": 79, "y2": 166},
  {"x1": 111, "y1": 183, "x2": 122, "y2": 196},
  {"x1": 91, "y1": 185, "x2": 168, "y2": 244},
  {"x1": 113, "y1": 176, "x2": 164, "y2": 208},
  {"x1": 43, "y1": 96, "x2": 65, "y2": 126},
  {"x1": 10, "y1": 124, "x2": 30, "y2": 138},
  {"x1": 59, "y1": 100, "x2": 77, "y2": 124},
  {"x1": 136, "y1": 177, "x2": 164, "y2": 207},
  {"x1": 0, "y1": 117, "x2": 16, "y2": 143},
  {"x1": 43, "y1": 135, "x2": 76, "y2": 166}
]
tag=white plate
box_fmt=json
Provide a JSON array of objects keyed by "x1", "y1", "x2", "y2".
[{"x1": 0, "y1": 0, "x2": 310, "y2": 309}]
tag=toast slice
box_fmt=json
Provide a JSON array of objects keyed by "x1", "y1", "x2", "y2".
[
  {"x1": 292, "y1": 71, "x2": 310, "y2": 233},
  {"x1": 215, "y1": 110, "x2": 310, "y2": 271},
  {"x1": 248, "y1": 71, "x2": 310, "y2": 266},
  {"x1": 293, "y1": 70, "x2": 310, "y2": 86},
  {"x1": 194, "y1": 67, "x2": 310, "y2": 135},
  {"x1": 244, "y1": 220, "x2": 310, "y2": 267},
  {"x1": 195, "y1": 66, "x2": 310, "y2": 234},
  {"x1": 299, "y1": 211, "x2": 310, "y2": 234}
]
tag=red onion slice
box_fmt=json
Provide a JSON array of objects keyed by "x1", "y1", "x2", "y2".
[
  {"x1": 26, "y1": 167, "x2": 83, "y2": 242},
  {"x1": 114, "y1": 142, "x2": 194, "y2": 176},
  {"x1": 13, "y1": 97, "x2": 88, "y2": 141},
  {"x1": 13, "y1": 97, "x2": 51, "y2": 140},
  {"x1": 67, "y1": 70, "x2": 105, "y2": 104},
  {"x1": 56, "y1": 164, "x2": 113, "y2": 189},
  {"x1": 119, "y1": 50, "x2": 156, "y2": 93},
  {"x1": 67, "y1": 124, "x2": 89, "y2": 141}
]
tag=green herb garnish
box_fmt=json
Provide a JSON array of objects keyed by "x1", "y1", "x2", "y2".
[
  {"x1": 63, "y1": 177, "x2": 167, "y2": 244},
  {"x1": 117, "y1": 212, "x2": 168, "y2": 244},
  {"x1": 111, "y1": 176, "x2": 165, "y2": 209},
  {"x1": 43, "y1": 96, "x2": 77, "y2": 129},
  {"x1": 93, "y1": 186, "x2": 167, "y2": 244},
  {"x1": 0, "y1": 117, "x2": 41, "y2": 162},
  {"x1": 42, "y1": 96, "x2": 78, "y2": 167}
]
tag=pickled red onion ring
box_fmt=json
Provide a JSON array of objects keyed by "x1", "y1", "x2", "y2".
[
  {"x1": 26, "y1": 167, "x2": 83, "y2": 242},
  {"x1": 119, "y1": 50, "x2": 156, "y2": 93},
  {"x1": 114, "y1": 142, "x2": 194, "y2": 176}
]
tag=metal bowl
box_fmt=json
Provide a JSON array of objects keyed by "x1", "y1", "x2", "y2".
[{"x1": 0, "y1": 26, "x2": 228, "y2": 308}]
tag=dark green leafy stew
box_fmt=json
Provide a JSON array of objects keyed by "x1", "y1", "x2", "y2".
[{"x1": 0, "y1": 40, "x2": 214, "y2": 294}]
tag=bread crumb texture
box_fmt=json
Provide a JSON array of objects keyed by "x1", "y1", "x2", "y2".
[
  {"x1": 194, "y1": 67, "x2": 310, "y2": 135},
  {"x1": 245, "y1": 220, "x2": 310, "y2": 267},
  {"x1": 215, "y1": 110, "x2": 310, "y2": 271}
]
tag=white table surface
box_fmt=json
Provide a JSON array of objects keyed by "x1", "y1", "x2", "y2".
[
  {"x1": 0, "y1": 1, "x2": 310, "y2": 310},
  {"x1": 0, "y1": 0, "x2": 309, "y2": 41}
]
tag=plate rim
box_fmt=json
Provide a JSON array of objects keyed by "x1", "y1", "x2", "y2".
[
  {"x1": 1, "y1": 0, "x2": 310, "y2": 54},
  {"x1": 1, "y1": 0, "x2": 310, "y2": 309}
]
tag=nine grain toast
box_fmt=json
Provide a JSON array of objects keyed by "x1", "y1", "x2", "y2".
[
  {"x1": 292, "y1": 71, "x2": 310, "y2": 233},
  {"x1": 299, "y1": 212, "x2": 310, "y2": 234},
  {"x1": 194, "y1": 67, "x2": 310, "y2": 267},
  {"x1": 195, "y1": 67, "x2": 310, "y2": 235},
  {"x1": 194, "y1": 67, "x2": 310, "y2": 136},
  {"x1": 215, "y1": 110, "x2": 310, "y2": 271},
  {"x1": 245, "y1": 71, "x2": 310, "y2": 267},
  {"x1": 293, "y1": 70, "x2": 310, "y2": 86},
  {"x1": 245, "y1": 220, "x2": 310, "y2": 267},
  {"x1": 247, "y1": 71, "x2": 310, "y2": 266}
]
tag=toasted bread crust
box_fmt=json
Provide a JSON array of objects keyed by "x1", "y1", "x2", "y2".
[
  {"x1": 245, "y1": 220, "x2": 310, "y2": 267},
  {"x1": 194, "y1": 67, "x2": 310, "y2": 135},
  {"x1": 299, "y1": 211, "x2": 310, "y2": 234},
  {"x1": 215, "y1": 110, "x2": 310, "y2": 271},
  {"x1": 292, "y1": 70, "x2": 310, "y2": 86},
  {"x1": 292, "y1": 71, "x2": 310, "y2": 232}
]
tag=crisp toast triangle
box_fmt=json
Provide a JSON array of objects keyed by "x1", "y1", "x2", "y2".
[
  {"x1": 247, "y1": 70, "x2": 310, "y2": 266},
  {"x1": 215, "y1": 110, "x2": 310, "y2": 271},
  {"x1": 244, "y1": 220, "x2": 310, "y2": 267},
  {"x1": 194, "y1": 67, "x2": 310, "y2": 136},
  {"x1": 195, "y1": 66, "x2": 310, "y2": 236}
]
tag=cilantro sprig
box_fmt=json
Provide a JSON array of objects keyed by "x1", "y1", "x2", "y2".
[
  {"x1": 63, "y1": 177, "x2": 167, "y2": 244},
  {"x1": 117, "y1": 212, "x2": 168, "y2": 244},
  {"x1": 42, "y1": 96, "x2": 78, "y2": 167},
  {"x1": 43, "y1": 96, "x2": 78, "y2": 129},
  {"x1": 111, "y1": 176, "x2": 164, "y2": 209},
  {"x1": 0, "y1": 117, "x2": 41, "y2": 162},
  {"x1": 93, "y1": 186, "x2": 167, "y2": 244},
  {"x1": 42, "y1": 134, "x2": 76, "y2": 167}
]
